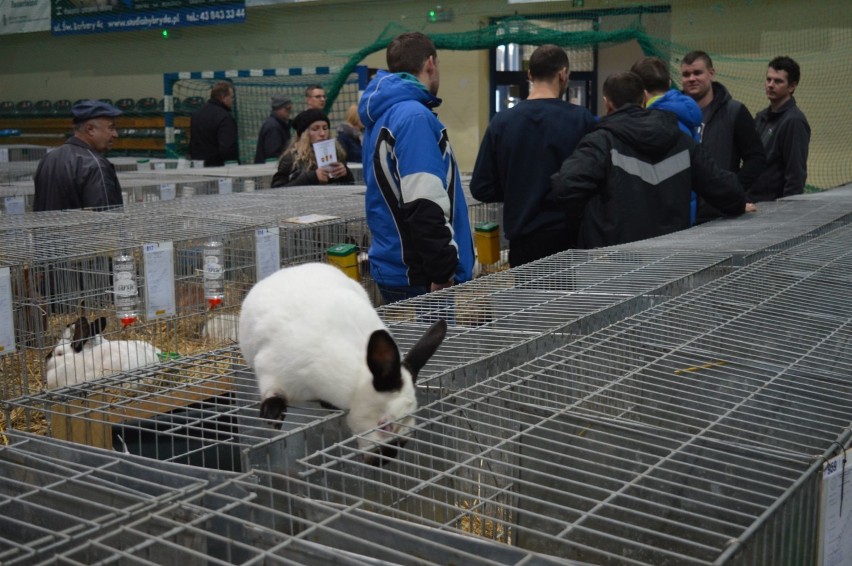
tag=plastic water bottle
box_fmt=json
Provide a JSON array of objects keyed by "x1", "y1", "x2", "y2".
[
  {"x1": 113, "y1": 253, "x2": 139, "y2": 327},
  {"x1": 203, "y1": 239, "x2": 225, "y2": 309}
]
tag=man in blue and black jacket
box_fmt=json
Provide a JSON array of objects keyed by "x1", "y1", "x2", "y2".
[{"x1": 359, "y1": 32, "x2": 474, "y2": 304}]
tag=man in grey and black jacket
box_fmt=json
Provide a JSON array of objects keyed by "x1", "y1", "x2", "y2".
[
  {"x1": 547, "y1": 72, "x2": 750, "y2": 250},
  {"x1": 681, "y1": 50, "x2": 765, "y2": 223}
]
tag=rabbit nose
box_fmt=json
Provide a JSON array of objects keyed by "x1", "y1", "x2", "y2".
[{"x1": 365, "y1": 437, "x2": 407, "y2": 467}]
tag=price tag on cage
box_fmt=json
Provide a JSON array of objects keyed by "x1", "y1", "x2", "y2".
[
  {"x1": 159, "y1": 183, "x2": 176, "y2": 201},
  {"x1": 4, "y1": 196, "x2": 25, "y2": 215},
  {"x1": 0, "y1": 148, "x2": 8, "y2": 163},
  {"x1": 153, "y1": 161, "x2": 166, "y2": 170},
  {"x1": 218, "y1": 178, "x2": 233, "y2": 195},
  {"x1": 142, "y1": 241, "x2": 176, "y2": 319},
  {"x1": 0, "y1": 267, "x2": 15, "y2": 356},
  {"x1": 255, "y1": 226, "x2": 280, "y2": 282},
  {"x1": 177, "y1": 158, "x2": 189, "y2": 169},
  {"x1": 819, "y1": 448, "x2": 852, "y2": 565}
]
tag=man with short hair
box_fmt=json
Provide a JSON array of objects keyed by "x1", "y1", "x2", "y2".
[
  {"x1": 254, "y1": 95, "x2": 292, "y2": 163},
  {"x1": 304, "y1": 85, "x2": 326, "y2": 111},
  {"x1": 631, "y1": 56, "x2": 702, "y2": 224},
  {"x1": 34, "y1": 99, "x2": 123, "y2": 211},
  {"x1": 681, "y1": 50, "x2": 765, "y2": 223},
  {"x1": 470, "y1": 44, "x2": 594, "y2": 266},
  {"x1": 189, "y1": 80, "x2": 239, "y2": 167},
  {"x1": 750, "y1": 56, "x2": 810, "y2": 201},
  {"x1": 547, "y1": 72, "x2": 748, "y2": 249},
  {"x1": 358, "y1": 31, "x2": 474, "y2": 304}
]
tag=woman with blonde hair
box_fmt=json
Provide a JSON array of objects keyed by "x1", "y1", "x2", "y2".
[
  {"x1": 271, "y1": 109, "x2": 353, "y2": 187},
  {"x1": 336, "y1": 103, "x2": 364, "y2": 163}
]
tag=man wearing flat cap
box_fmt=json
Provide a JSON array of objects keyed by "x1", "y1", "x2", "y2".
[
  {"x1": 254, "y1": 94, "x2": 292, "y2": 163},
  {"x1": 33, "y1": 99, "x2": 124, "y2": 212}
]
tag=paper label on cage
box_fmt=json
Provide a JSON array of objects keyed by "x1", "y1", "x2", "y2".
[
  {"x1": 218, "y1": 178, "x2": 233, "y2": 194},
  {"x1": 283, "y1": 214, "x2": 339, "y2": 224},
  {"x1": 153, "y1": 161, "x2": 166, "y2": 170},
  {"x1": 0, "y1": 148, "x2": 8, "y2": 163},
  {"x1": 820, "y1": 449, "x2": 852, "y2": 566},
  {"x1": 313, "y1": 139, "x2": 337, "y2": 169},
  {"x1": 255, "y1": 226, "x2": 280, "y2": 281},
  {"x1": 4, "y1": 196, "x2": 25, "y2": 215},
  {"x1": 159, "y1": 184, "x2": 176, "y2": 201},
  {"x1": 0, "y1": 267, "x2": 15, "y2": 355},
  {"x1": 177, "y1": 158, "x2": 189, "y2": 169},
  {"x1": 143, "y1": 241, "x2": 176, "y2": 319}
]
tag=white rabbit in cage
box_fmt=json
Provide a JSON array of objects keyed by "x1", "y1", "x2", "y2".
[
  {"x1": 238, "y1": 262, "x2": 447, "y2": 466},
  {"x1": 45, "y1": 316, "x2": 162, "y2": 389}
]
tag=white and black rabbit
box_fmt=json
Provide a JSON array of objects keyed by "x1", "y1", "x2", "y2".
[
  {"x1": 45, "y1": 316, "x2": 162, "y2": 389},
  {"x1": 238, "y1": 262, "x2": 447, "y2": 466}
]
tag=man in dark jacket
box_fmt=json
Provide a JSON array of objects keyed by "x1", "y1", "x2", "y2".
[
  {"x1": 254, "y1": 94, "x2": 292, "y2": 163},
  {"x1": 631, "y1": 56, "x2": 702, "y2": 225},
  {"x1": 189, "y1": 81, "x2": 239, "y2": 167},
  {"x1": 33, "y1": 99, "x2": 124, "y2": 212},
  {"x1": 681, "y1": 50, "x2": 765, "y2": 223},
  {"x1": 750, "y1": 56, "x2": 811, "y2": 202},
  {"x1": 548, "y1": 72, "x2": 748, "y2": 249},
  {"x1": 470, "y1": 44, "x2": 594, "y2": 267}
]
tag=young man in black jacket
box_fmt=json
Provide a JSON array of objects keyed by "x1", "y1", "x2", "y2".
[
  {"x1": 750, "y1": 56, "x2": 811, "y2": 201},
  {"x1": 547, "y1": 72, "x2": 750, "y2": 249},
  {"x1": 681, "y1": 50, "x2": 766, "y2": 223}
]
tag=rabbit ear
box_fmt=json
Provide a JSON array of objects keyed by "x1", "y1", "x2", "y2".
[
  {"x1": 70, "y1": 316, "x2": 91, "y2": 353},
  {"x1": 91, "y1": 317, "x2": 108, "y2": 336},
  {"x1": 402, "y1": 319, "x2": 447, "y2": 384},
  {"x1": 367, "y1": 329, "x2": 403, "y2": 392}
]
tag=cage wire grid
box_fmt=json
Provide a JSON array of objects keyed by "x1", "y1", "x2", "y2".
[
  {"x1": 0, "y1": 432, "x2": 210, "y2": 566},
  {"x1": 46, "y1": 468, "x2": 578, "y2": 566},
  {"x1": 1, "y1": 188, "x2": 852, "y2": 564},
  {"x1": 290, "y1": 222, "x2": 852, "y2": 565}
]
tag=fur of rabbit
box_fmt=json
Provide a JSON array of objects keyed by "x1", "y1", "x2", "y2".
[
  {"x1": 239, "y1": 263, "x2": 447, "y2": 464},
  {"x1": 45, "y1": 316, "x2": 162, "y2": 389}
]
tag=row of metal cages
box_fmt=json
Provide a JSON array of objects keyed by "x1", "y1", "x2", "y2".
[
  {"x1": 0, "y1": 187, "x2": 382, "y2": 399},
  {"x1": 4, "y1": 201, "x2": 852, "y2": 565}
]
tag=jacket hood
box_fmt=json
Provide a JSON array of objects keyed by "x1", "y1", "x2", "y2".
[
  {"x1": 708, "y1": 81, "x2": 732, "y2": 110},
  {"x1": 359, "y1": 70, "x2": 441, "y2": 128},
  {"x1": 651, "y1": 89, "x2": 702, "y2": 134},
  {"x1": 596, "y1": 105, "x2": 684, "y2": 158}
]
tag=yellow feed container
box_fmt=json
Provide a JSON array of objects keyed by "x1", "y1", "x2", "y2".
[
  {"x1": 475, "y1": 222, "x2": 501, "y2": 265},
  {"x1": 327, "y1": 243, "x2": 360, "y2": 280}
]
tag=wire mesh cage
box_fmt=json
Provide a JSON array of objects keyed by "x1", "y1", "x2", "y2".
[
  {"x1": 46, "y1": 468, "x2": 574, "y2": 566},
  {"x1": 0, "y1": 208, "x2": 267, "y2": 399},
  {"x1": 2, "y1": 186, "x2": 852, "y2": 565},
  {"x1": 0, "y1": 431, "x2": 210, "y2": 566},
  {"x1": 5, "y1": 346, "x2": 353, "y2": 477},
  {"x1": 293, "y1": 220, "x2": 852, "y2": 566}
]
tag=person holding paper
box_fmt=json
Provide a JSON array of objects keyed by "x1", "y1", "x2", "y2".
[{"x1": 271, "y1": 109, "x2": 353, "y2": 187}]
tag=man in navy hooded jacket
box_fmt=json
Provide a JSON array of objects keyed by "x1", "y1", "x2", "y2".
[{"x1": 358, "y1": 32, "x2": 474, "y2": 304}]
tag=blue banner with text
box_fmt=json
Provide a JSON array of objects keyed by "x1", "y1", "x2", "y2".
[{"x1": 51, "y1": 1, "x2": 245, "y2": 36}]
